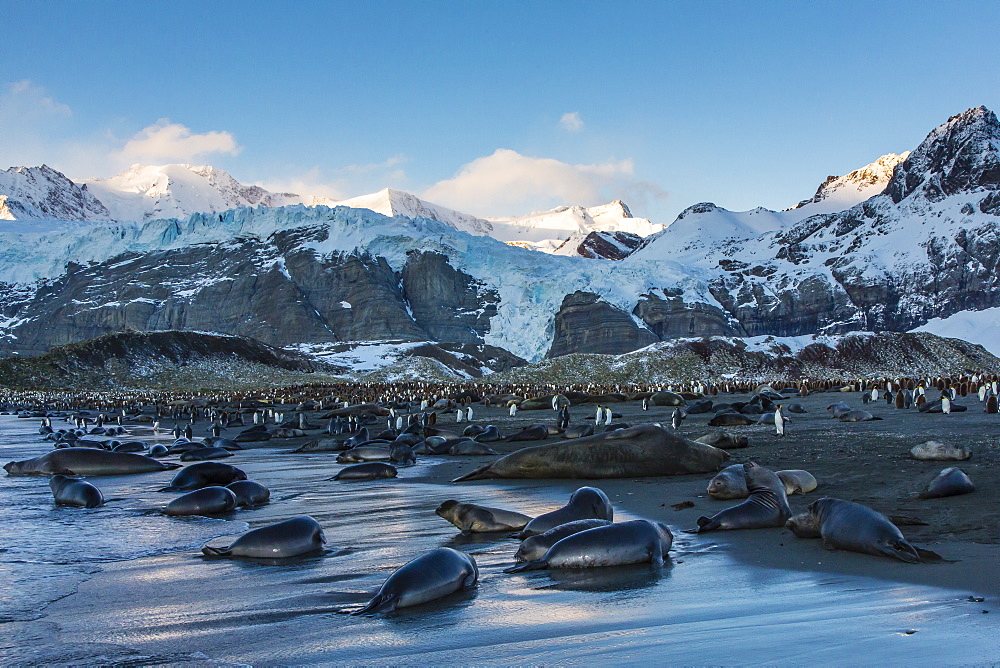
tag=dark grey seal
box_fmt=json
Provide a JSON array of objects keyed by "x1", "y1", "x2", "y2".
[
  {"x1": 5, "y1": 448, "x2": 180, "y2": 476},
  {"x1": 352, "y1": 547, "x2": 478, "y2": 615},
  {"x1": 336, "y1": 446, "x2": 391, "y2": 463},
  {"x1": 332, "y1": 462, "x2": 398, "y2": 481},
  {"x1": 514, "y1": 519, "x2": 612, "y2": 563},
  {"x1": 691, "y1": 461, "x2": 791, "y2": 532},
  {"x1": 516, "y1": 487, "x2": 613, "y2": 538},
  {"x1": 807, "y1": 497, "x2": 944, "y2": 563},
  {"x1": 505, "y1": 519, "x2": 673, "y2": 572},
  {"x1": 917, "y1": 467, "x2": 975, "y2": 499},
  {"x1": 164, "y1": 486, "x2": 238, "y2": 516},
  {"x1": 436, "y1": 500, "x2": 532, "y2": 533},
  {"x1": 226, "y1": 480, "x2": 271, "y2": 507},
  {"x1": 180, "y1": 446, "x2": 233, "y2": 461},
  {"x1": 160, "y1": 462, "x2": 247, "y2": 491},
  {"x1": 49, "y1": 474, "x2": 104, "y2": 508},
  {"x1": 695, "y1": 430, "x2": 749, "y2": 450},
  {"x1": 201, "y1": 516, "x2": 326, "y2": 558}
]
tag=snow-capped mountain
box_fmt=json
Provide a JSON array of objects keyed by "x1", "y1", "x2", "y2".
[
  {"x1": 333, "y1": 188, "x2": 494, "y2": 236},
  {"x1": 788, "y1": 152, "x2": 909, "y2": 216},
  {"x1": 0, "y1": 165, "x2": 112, "y2": 224},
  {"x1": 76, "y1": 164, "x2": 306, "y2": 222},
  {"x1": 487, "y1": 200, "x2": 662, "y2": 252}
]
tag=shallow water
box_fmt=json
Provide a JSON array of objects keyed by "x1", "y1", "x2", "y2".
[{"x1": 1, "y1": 413, "x2": 996, "y2": 664}]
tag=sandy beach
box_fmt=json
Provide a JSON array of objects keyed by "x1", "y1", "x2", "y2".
[{"x1": 2, "y1": 389, "x2": 997, "y2": 665}]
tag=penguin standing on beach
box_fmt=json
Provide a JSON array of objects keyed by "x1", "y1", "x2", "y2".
[
  {"x1": 671, "y1": 408, "x2": 682, "y2": 430},
  {"x1": 775, "y1": 405, "x2": 785, "y2": 437},
  {"x1": 595, "y1": 405, "x2": 604, "y2": 426},
  {"x1": 465, "y1": 406, "x2": 474, "y2": 422},
  {"x1": 941, "y1": 394, "x2": 952, "y2": 415},
  {"x1": 509, "y1": 403, "x2": 518, "y2": 417},
  {"x1": 557, "y1": 406, "x2": 570, "y2": 430}
]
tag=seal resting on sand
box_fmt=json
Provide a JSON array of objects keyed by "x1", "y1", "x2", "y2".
[
  {"x1": 505, "y1": 519, "x2": 673, "y2": 572},
  {"x1": 515, "y1": 487, "x2": 613, "y2": 538},
  {"x1": 202, "y1": 516, "x2": 326, "y2": 558},
  {"x1": 806, "y1": 497, "x2": 944, "y2": 563},
  {"x1": 435, "y1": 500, "x2": 532, "y2": 533},
  {"x1": 352, "y1": 548, "x2": 478, "y2": 614},
  {"x1": 690, "y1": 462, "x2": 791, "y2": 532},
  {"x1": 514, "y1": 519, "x2": 612, "y2": 563},
  {"x1": 453, "y1": 424, "x2": 728, "y2": 482},
  {"x1": 5, "y1": 448, "x2": 180, "y2": 476},
  {"x1": 918, "y1": 467, "x2": 975, "y2": 499}
]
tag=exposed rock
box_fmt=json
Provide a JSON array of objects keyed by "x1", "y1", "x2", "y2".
[
  {"x1": 633, "y1": 290, "x2": 743, "y2": 338},
  {"x1": 548, "y1": 291, "x2": 657, "y2": 357},
  {"x1": 401, "y1": 251, "x2": 499, "y2": 343}
]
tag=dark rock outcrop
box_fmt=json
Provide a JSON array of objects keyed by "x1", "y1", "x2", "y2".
[
  {"x1": 401, "y1": 251, "x2": 499, "y2": 343},
  {"x1": 548, "y1": 292, "x2": 657, "y2": 357},
  {"x1": 555, "y1": 231, "x2": 643, "y2": 260},
  {"x1": 633, "y1": 290, "x2": 743, "y2": 338}
]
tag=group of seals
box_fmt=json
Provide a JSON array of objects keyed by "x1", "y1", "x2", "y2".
[{"x1": 691, "y1": 462, "x2": 791, "y2": 533}]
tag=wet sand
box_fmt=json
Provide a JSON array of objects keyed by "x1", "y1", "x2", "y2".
[{"x1": 2, "y1": 390, "x2": 997, "y2": 665}]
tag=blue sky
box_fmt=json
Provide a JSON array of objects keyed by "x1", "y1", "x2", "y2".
[{"x1": 2, "y1": 1, "x2": 999, "y2": 222}]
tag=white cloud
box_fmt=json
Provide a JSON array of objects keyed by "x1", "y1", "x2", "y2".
[
  {"x1": 422, "y1": 148, "x2": 652, "y2": 217},
  {"x1": 559, "y1": 112, "x2": 584, "y2": 132},
  {"x1": 113, "y1": 119, "x2": 242, "y2": 165}
]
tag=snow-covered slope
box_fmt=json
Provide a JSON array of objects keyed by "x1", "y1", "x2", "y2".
[
  {"x1": 787, "y1": 152, "x2": 909, "y2": 219},
  {"x1": 911, "y1": 308, "x2": 1000, "y2": 357},
  {"x1": 0, "y1": 165, "x2": 112, "y2": 225},
  {"x1": 76, "y1": 164, "x2": 305, "y2": 222},
  {"x1": 487, "y1": 200, "x2": 662, "y2": 250},
  {"x1": 333, "y1": 188, "x2": 494, "y2": 236}
]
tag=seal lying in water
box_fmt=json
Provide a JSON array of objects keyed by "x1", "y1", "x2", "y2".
[
  {"x1": 805, "y1": 497, "x2": 944, "y2": 563},
  {"x1": 515, "y1": 487, "x2": 613, "y2": 538},
  {"x1": 202, "y1": 516, "x2": 326, "y2": 558},
  {"x1": 5, "y1": 448, "x2": 180, "y2": 476},
  {"x1": 691, "y1": 462, "x2": 791, "y2": 532},
  {"x1": 226, "y1": 480, "x2": 271, "y2": 507},
  {"x1": 164, "y1": 486, "x2": 238, "y2": 516},
  {"x1": 352, "y1": 547, "x2": 478, "y2": 615},
  {"x1": 160, "y1": 462, "x2": 247, "y2": 491},
  {"x1": 453, "y1": 424, "x2": 728, "y2": 482},
  {"x1": 435, "y1": 500, "x2": 532, "y2": 533},
  {"x1": 514, "y1": 519, "x2": 612, "y2": 563},
  {"x1": 332, "y1": 462, "x2": 398, "y2": 481},
  {"x1": 49, "y1": 474, "x2": 104, "y2": 508},
  {"x1": 917, "y1": 467, "x2": 975, "y2": 499},
  {"x1": 505, "y1": 519, "x2": 673, "y2": 572}
]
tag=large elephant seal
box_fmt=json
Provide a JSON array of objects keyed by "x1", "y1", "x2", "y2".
[
  {"x1": 695, "y1": 431, "x2": 748, "y2": 449},
  {"x1": 691, "y1": 462, "x2": 791, "y2": 532},
  {"x1": 352, "y1": 547, "x2": 478, "y2": 615},
  {"x1": 332, "y1": 462, "x2": 398, "y2": 481},
  {"x1": 202, "y1": 516, "x2": 326, "y2": 558},
  {"x1": 806, "y1": 498, "x2": 943, "y2": 563},
  {"x1": 505, "y1": 519, "x2": 673, "y2": 572},
  {"x1": 785, "y1": 511, "x2": 821, "y2": 538},
  {"x1": 160, "y1": 462, "x2": 247, "y2": 492},
  {"x1": 5, "y1": 448, "x2": 180, "y2": 476},
  {"x1": 918, "y1": 467, "x2": 975, "y2": 499},
  {"x1": 226, "y1": 480, "x2": 271, "y2": 507},
  {"x1": 909, "y1": 441, "x2": 972, "y2": 461},
  {"x1": 514, "y1": 519, "x2": 612, "y2": 563},
  {"x1": 164, "y1": 486, "x2": 238, "y2": 516},
  {"x1": 516, "y1": 487, "x2": 613, "y2": 538},
  {"x1": 454, "y1": 424, "x2": 729, "y2": 482},
  {"x1": 435, "y1": 500, "x2": 532, "y2": 533},
  {"x1": 49, "y1": 474, "x2": 104, "y2": 508},
  {"x1": 650, "y1": 391, "x2": 685, "y2": 406}
]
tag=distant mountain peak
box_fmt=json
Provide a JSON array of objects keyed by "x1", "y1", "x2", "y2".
[
  {"x1": 791, "y1": 152, "x2": 909, "y2": 211},
  {"x1": 0, "y1": 164, "x2": 113, "y2": 223}
]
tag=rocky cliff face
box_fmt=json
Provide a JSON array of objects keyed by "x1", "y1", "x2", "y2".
[
  {"x1": 0, "y1": 165, "x2": 113, "y2": 222},
  {"x1": 548, "y1": 291, "x2": 658, "y2": 357}
]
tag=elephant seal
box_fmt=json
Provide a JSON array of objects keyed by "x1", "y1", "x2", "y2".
[
  {"x1": 695, "y1": 430, "x2": 748, "y2": 450},
  {"x1": 323, "y1": 403, "x2": 390, "y2": 417},
  {"x1": 505, "y1": 519, "x2": 673, "y2": 572},
  {"x1": 838, "y1": 410, "x2": 882, "y2": 422},
  {"x1": 180, "y1": 446, "x2": 233, "y2": 461},
  {"x1": 503, "y1": 425, "x2": 549, "y2": 442},
  {"x1": 785, "y1": 403, "x2": 808, "y2": 414},
  {"x1": 160, "y1": 462, "x2": 247, "y2": 491},
  {"x1": 785, "y1": 511, "x2": 821, "y2": 538},
  {"x1": 202, "y1": 516, "x2": 326, "y2": 558},
  {"x1": 454, "y1": 424, "x2": 729, "y2": 482},
  {"x1": 5, "y1": 448, "x2": 180, "y2": 476},
  {"x1": 389, "y1": 442, "x2": 417, "y2": 464},
  {"x1": 295, "y1": 437, "x2": 350, "y2": 453},
  {"x1": 777, "y1": 469, "x2": 818, "y2": 495},
  {"x1": 650, "y1": 391, "x2": 684, "y2": 406},
  {"x1": 827, "y1": 403, "x2": 852, "y2": 418},
  {"x1": 111, "y1": 441, "x2": 146, "y2": 453},
  {"x1": 806, "y1": 498, "x2": 944, "y2": 563},
  {"x1": 226, "y1": 480, "x2": 271, "y2": 507},
  {"x1": 448, "y1": 441, "x2": 498, "y2": 456},
  {"x1": 332, "y1": 462, "x2": 398, "y2": 481},
  {"x1": 149, "y1": 444, "x2": 169, "y2": 457},
  {"x1": 707, "y1": 413, "x2": 756, "y2": 427},
  {"x1": 562, "y1": 425, "x2": 594, "y2": 439},
  {"x1": 909, "y1": 441, "x2": 972, "y2": 461},
  {"x1": 337, "y1": 446, "x2": 391, "y2": 463},
  {"x1": 691, "y1": 461, "x2": 791, "y2": 532},
  {"x1": 516, "y1": 487, "x2": 614, "y2": 538},
  {"x1": 435, "y1": 500, "x2": 532, "y2": 533},
  {"x1": 707, "y1": 464, "x2": 749, "y2": 499},
  {"x1": 164, "y1": 486, "x2": 238, "y2": 516},
  {"x1": 49, "y1": 474, "x2": 104, "y2": 508},
  {"x1": 473, "y1": 425, "x2": 503, "y2": 442},
  {"x1": 514, "y1": 519, "x2": 612, "y2": 562},
  {"x1": 918, "y1": 467, "x2": 975, "y2": 499},
  {"x1": 919, "y1": 399, "x2": 967, "y2": 413},
  {"x1": 352, "y1": 547, "x2": 478, "y2": 614}
]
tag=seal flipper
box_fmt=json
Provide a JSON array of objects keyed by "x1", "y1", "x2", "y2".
[
  {"x1": 504, "y1": 559, "x2": 546, "y2": 573},
  {"x1": 914, "y1": 546, "x2": 952, "y2": 563},
  {"x1": 351, "y1": 592, "x2": 399, "y2": 615},
  {"x1": 684, "y1": 515, "x2": 718, "y2": 534},
  {"x1": 201, "y1": 545, "x2": 233, "y2": 557},
  {"x1": 881, "y1": 540, "x2": 921, "y2": 564},
  {"x1": 452, "y1": 464, "x2": 493, "y2": 483}
]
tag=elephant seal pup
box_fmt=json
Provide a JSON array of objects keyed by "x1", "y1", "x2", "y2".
[
  {"x1": 514, "y1": 519, "x2": 612, "y2": 563},
  {"x1": 164, "y1": 486, "x2": 238, "y2": 516},
  {"x1": 352, "y1": 547, "x2": 478, "y2": 615},
  {"x1": 454, "y1": 424, "x2": 729, "y2": 482},
  {"x1": 562, "y1": 425, "x2": 594, "y2": 439},
  {"x1": 909, "y1": 441, "x2": 972, "y2": 461},
  {"x1": 827, "y1": 402, "x2": 852, "y2": 418},
  {"x1": 707, "y1": 413, "x2": 756, "y2": 427},
  {"x1": 707, "y1": 464, "x2": 749, "y2": 499},
  {"x1": 839, "y1": 409, "x2": 882, "y2": 422},
  {"x1": 332, "y1": 462, "x2": 398, "y2": 481},
  {"x1": 473, "y1": 425, "x2": 503, "y2": 442},
  {"x1": 160, "y1": 462, "x2": 247, "y2": 491},
  {"x1": 807, "y1": 497, "x2": 944, "y2": 563},
  {"x1": 435, "y1": 500, "x2": 532, "y2": 533},
  {"x1": 505, "y1": 519, "x2": 673, "y2": 572},
  {"x1": 149, "y1": 444, "x2": 169, "y2": 457},
  {"x1": 691, "y1": 462, "x2": 791, "y2": 532},
  {"x1": 516, "y1": 487, "x2": 614, "y2": 538},
  {"x1": 503, "y1": 425, "x2": 549, "y2": 442},
  {"x1": 49, "y1": 474, "x2": 104, "y2": 508},
  {"x1": 785, "y1": 511, "x2": 821, "y2": 538},
  {"x1": 448, "y1": 441, "x2": 498, "y2": 456},
  {"x1": 5, "y1": 448, "x2": 180, "y2": 476},
  {"x1": 389, "y1": 442, "x2": 417, "y2": 464},
  {"x1": 695, "y1": 430, "x2": 748, "y2": 450},
  {"x1": 777, "y1": 469, "x2": 818, "y2": 495},
  {"x1": 295, "y1": 437, "x2": 350, "y2": 453},
  {"x1": 180, "y1": 446, "x2": 233, "y2": 461},
  {"x1": 918, "y1": 467, "x2": 975, "y2": 499},
  {"x1": 336, "y1": 446, "x2": 391, "y2": 463},
  {"x1": 202, "y1": 516, "x2": 326, "y2": 559},
  {"x1": 226, "y1": 480, "x2": 271, "y2": 507}
]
